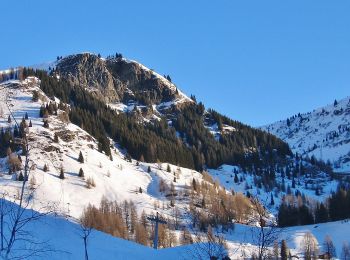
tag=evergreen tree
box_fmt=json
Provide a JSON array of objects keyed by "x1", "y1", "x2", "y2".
[
  {"x1": 147, "y1": 166, "x2": 151, "y2": 173},
  {"x1": 234, "y1": 172, "x2": 239, "y2": 183},
  {"x1": 270, "y1": 193, "x2": 275, "y2": 206},
  {"x1": 17, "y1": 172, "x2": 24, "y2": 181},
  {"x1": 79, "y1": 168, "x2": 84, "y2": 177},
  {"x1": 315, "y1": 203, "x2": 329, "y2": 223},
  {"x1": 43, "y1": 120, "x2": 49, "y2": 128},
  {"x1": 54, "y1": 133, "x2": 59, "y2": 143},
  {"x1": 78, "y1": 151, "x2": 84, "y2": 163},
  {"x1": 32, "y1": 90, "x2": 39, "y2": 101},
  {"x1": 281, "y1": 240, "x2": 288, "y2": 260},
  {"x1": 59, "y1": 167, "x2": 65, "y2": 179},
  {"x1": 25, "y1": 112, "x2": 28, "y2": 120},
  {"x1": 29, "y1": 120, "x2": 32, "y2": 127},
  {"x1": 167, "y1": 164, "x2": 171, "y2": 173},
  {"x1": 7, "y1": 115, "x2": 11, "y2": 123},
  {"x1": 43, "y1": 164, "x2": 48, "y2": 172}
]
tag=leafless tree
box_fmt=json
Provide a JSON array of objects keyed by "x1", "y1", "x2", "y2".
[
  {"x1": 323, "y1": 235, "x2": 336, "y2": 259},
  {"x1": 249, "y1": 196, "x2": 281, "y2": 260},
  {"x1": 342, "y1": 242, "x2": 350, "y2": 260},
  {"x1": 188, "y1": 226, "x2": 229, "y2": 260},
  {"x1": 303, "y1": 232, "x2": 319, "y2": 260},
  {"x1": 0, "y1": 192, "x2": 11, "y2": 252},
  {"x1": 0, "y1": 90, "x2": 55, "y2": 259},
  {"x1": 79, "y1": 217, "x2": 93, "y2": 260}
]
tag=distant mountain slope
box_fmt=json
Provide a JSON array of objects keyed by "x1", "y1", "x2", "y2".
[
  {"x1": 21, "y1": 52, "x2": 291, "y2": 171},
  {"x1": 262, "y1": 97, "x2": 350, "y2": 172}
]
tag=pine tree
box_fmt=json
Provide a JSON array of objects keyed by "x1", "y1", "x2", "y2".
[
  {"x1": 234, "y1": 172, "x2": 239, "y2": 183},
  {"x1": 78, "y1": 151, "x2": 84, "y2": 163},
  {"x1": 54, "y1": 133, "x2": 59, "y2": 143},
  {"x1": 25, "y1": 112, "x2": 28, "y2": 120},
  {"x1": 147, "y1": 166, "x2": 151, "y2": 173},
  {"x1": 281, "y1": 240, "x2": 288, "y2": 260},
  {"x1": 7, "y1": 115, "x2": 11, "y2": 123},
  {"x1": 270, "y1": 193, "x2": 275, "y2": 206},
  {"x1": 79, "y1": 168, "x2": 84, "y2": 177},
  {"x1": 167, "y1": 164, "x2": 171, "y2": 172},
  {"x1": 43, "y1": 119, "x2": 49, "y2": 128},
  {"x1": 192, "y1": 178, "x2": 197, "y2": 192},
  {"x1": 32, "y1": 90, "x2": 39, "y2": 101},
  {"x1": 29, "y1": 120, "x2": 32, "y2": 127},
  {"x1": 43, "y1": 164, "x2": 49, "y2": 172},
  {"x1": 17, "y1": 172, "x2": 24, "y2": 181},
  {"x1": 59, "y1": 167, "x2": 65, "y2": 179}
]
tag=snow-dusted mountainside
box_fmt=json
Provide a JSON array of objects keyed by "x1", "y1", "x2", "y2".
[
  {"x1": 0, "y1": 77, "x2": 203, "y2": 220},
  {"x1": 262, "y1": 97, "x2": 350, "y2": 172},
  {"x1": 1, "y1": 56, "x2": 348, "y2": 258}
]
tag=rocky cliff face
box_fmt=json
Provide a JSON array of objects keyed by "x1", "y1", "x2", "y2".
[
  {"x1": 56, "y1": 53, "x2": 118, "y2": 102},
  {"x1": 55, "y1": 53, "x2": 186, "y2": 106}
]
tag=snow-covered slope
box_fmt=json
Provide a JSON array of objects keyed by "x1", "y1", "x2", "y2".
[
  {"x1": 0, "y1": 76, "x2": 348, "y2": 259},
  {"x1": 208, "y1": 165, "x2": 338, "y2": 215},
  {"x1": 262, "y1": 97, "x2": 350, "y2": 172},
  {"x1": 3, "y1": 204, "x2": 349, "y2": 259},
  {"x1": 0, "y1": 77, "x2": 203, "y2": 220}
]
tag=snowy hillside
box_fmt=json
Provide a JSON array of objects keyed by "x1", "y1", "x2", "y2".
[
  {"x1": 0, "y1": 66, "x2": 348, "y2": 258},
  {"x1": 0, "y1": 77, "x2": 204, "y2": 220},
  {"x1": 262, "y1": 97, "x2": 350, "y2": 172},
  {"x1": 208, "y1": 164, "x2": 338, "y2": 214}
]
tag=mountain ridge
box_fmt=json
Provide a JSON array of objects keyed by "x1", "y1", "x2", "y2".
[{"x1": 262, "y1": 96, "x2": 350, "y2": 172}]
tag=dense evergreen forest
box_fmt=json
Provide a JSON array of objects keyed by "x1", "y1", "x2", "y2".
[
  {"x1": 22, "y1": 67, "x2": 292, "y2": 171},
  {"x1": 278, "y1": 186, "x2": 350, "y2": 227}
]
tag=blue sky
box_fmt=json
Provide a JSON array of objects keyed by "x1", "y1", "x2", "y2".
[{"x1": 1, "y1": 0, "x2": 349, "y2": 126}]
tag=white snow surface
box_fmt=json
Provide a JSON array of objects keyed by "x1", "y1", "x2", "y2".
[
  {"x1": 1, "y1": 78, "x2": 349, "y2": 259},
  {"x1": 261, "y1": 97, "x2": 350, "y2": 173}
]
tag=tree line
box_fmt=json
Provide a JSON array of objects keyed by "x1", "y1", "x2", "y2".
[
  {"x1": 23, "y1": 67, "x2": 292, "y2": 172},
  {"x1": 278, "y1": 186, "x2": 350, "y2": 227}
]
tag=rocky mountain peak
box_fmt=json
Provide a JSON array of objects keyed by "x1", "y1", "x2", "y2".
[{"x1": 55, "y1": 53, "x2": 190, "y2": 107}]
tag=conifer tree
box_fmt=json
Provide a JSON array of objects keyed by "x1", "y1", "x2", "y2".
[
  {"x1": 29, "y1": 120, "x2": 32, "y2": 127},
  {"x1": 234, "y1": 172, "x2": 239, "y2": 183},
  {"x1": 43, "y1": 164, "x2": 49, "y2": 172},
  {"x1": 59, "y1": 167, "x2": 65, "y2": 179},
  {"x1": 43, "y1": 119, "x2": 49, "y2": 128},
  {"x1": 79, "y1": 168, "x2": 84, "y2": 177},
  {"x1": 25, "y1": 112, "x2": 28, "y2": 120},
  {"x1": 270, "y1": 193, "x2": 275, "y2": 205},
  {"x1": 281, "y1": 240, "x2": 288, "y2": 260},
  {"x1": 78, "y1": 151, "x2": 84, "y2": 163},
  {"x1": 7, "y1": 115, "x2": 11, "y2": 123},
  {"x1": 32, "y1": 90, "x2": 39, "y2": 101},
  {"x1": 54, "y1": 133, "x2": 59, "y2": 143},
  {"x1": 17, "y1": 171, "x2": 24, "y2": 181}
]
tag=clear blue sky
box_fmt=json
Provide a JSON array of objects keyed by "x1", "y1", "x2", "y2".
[{"x1": 1, "y1": 0, "x2": 349, "y2": 126}]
